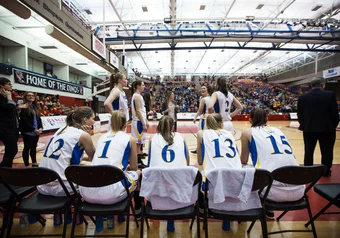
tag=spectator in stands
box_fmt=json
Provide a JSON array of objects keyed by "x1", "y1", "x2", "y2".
[
  {"x1": 162, "y1": 91, "x2": 178, "y2": 132},
  {"x1": 19, "y1": 92, "x2": 43, "y2": 167},
  {"x1": 0, "y1": 77, "x2": 25, "y2": 167},
  {"x1": 297, "y1": 77, "x2": 339, "y2": 177}
]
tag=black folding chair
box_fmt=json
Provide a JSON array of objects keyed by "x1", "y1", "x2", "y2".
[
  {"x1": 0, "y1": 167, "x2": 73, "y2": 238},
  {"x1": 65, "y1": 165, "x2": 139, "y2": 238},
  {"x1": 139, "y1": 167, "x2": 202, "y2": 238},
  {"x1": 203, "y1": 168, "x2": 273, "y2": 238},
  {"x1": 250, "y1": 165, "x2": 325, "y2": 238},
  {"x1": 0, "y1": 180, "x2": 38, "y2": 238},
  {"x1": 305, "y1": 183, "x2": 340, "y2": 227}
]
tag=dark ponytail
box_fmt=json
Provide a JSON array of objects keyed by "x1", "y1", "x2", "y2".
[
  {"x1": 157, "y1": 116, "x2": 174, "y2": 145},
  {"x1": 216, "y1": 77, "x2": 228, "y2": 97},
  {"x1": 131, "y1": 80, "x2": 143, "y2": 94}
]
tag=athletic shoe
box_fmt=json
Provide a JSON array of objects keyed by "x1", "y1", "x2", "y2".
[
  {"x1": 107, "y1": 216, "x2": 115, "y2": 229},
  {"x1": 19, "y1": 214, "x2": 29, "y2": 228},
  {"x1": 95, "y1": 216, "x2": 104, "y2": 232},
  {"x1": 135, "y1": 208, "x2": 142, "y2": 221},
  {"x1": 167, "y1": 220, "x2": 175, "y2": 232},
  {"x1": 118, "y1": 215, "x2": 125, "y2": 223},
  {"x1": 222, "y1": 220, "x2": 230, "y2": 231},
  {"x1": 191, "y1": 150, "x2": 197, "y2": 154},
  {"x1": 266, "y1": 210, "x2": 275, "y2": 220},
  {"x1": 53, "y1": 213, "x2": 62, "y2": 226}
]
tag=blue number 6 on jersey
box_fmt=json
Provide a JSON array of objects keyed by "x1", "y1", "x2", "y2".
[{"x1": 161, "y1": 145, "x2": 175, "y2": 163}]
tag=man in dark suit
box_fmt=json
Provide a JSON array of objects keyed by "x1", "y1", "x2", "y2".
[{"x1": 298, "y1": 77, "x2": 339, "y2": 177}]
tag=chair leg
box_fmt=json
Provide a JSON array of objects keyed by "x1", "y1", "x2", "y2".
[
  {"x1": 305, "y1": 202, "x2": 333, "y2": 227},
  {"x1": 189, "y1": 218, "x2": 195, "y2": 230},
  {"x1": 196, "y1": 213, "x2": 201, "y2": 238},
  {"x1": 140, "y1": 213, "x2": 144, "y2": 238},
  {"x1": 89, "y1": 216, "x2": 96, "y2": 224},
  {"x1": 247, "y1": 220, "x2": 256, "y2": 233},
  {"x1": 130, "y1": 203, "x2": 139, "y2": 228},
  {"x1": 146, "y1": 218, "x2": 150, "y2": 230},
  {"x1": 62, "y1": 207, "x2": 69, "y2": 238},
  {"x1": 70, "y1": 201, "x2": 79, "y2": 238},
  {"x1": 126, "y1": 209, "x2": 130, "y2": 238},
  {"x1": 306, "y1": 201, "x2": 318, "y2": 238},
  {"x1": 276, "y1": 210, "x2": 288, "y2": 221},
  {"x1": 82, "y1": 215, "x2": 88, "y2": 225},
  {"x1": 5, "y1": 199, "x2": 16, "y2": 238},
  {"x1": 204, "y1": 207, "x2": 208, "y2": 238},
  {"x1": 260, "y1": 216, "x2": 269, "y2": 238},
  {"x1": 38, "y1": 214, "x2": 46, "y2": 222},
  {"x1": 0, "y1": 207, "x2": 8, "y2": 238}
]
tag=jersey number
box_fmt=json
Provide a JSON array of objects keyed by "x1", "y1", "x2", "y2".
[
  {"x1": 98, "y1": 140, "x2": 113, "y2": 158},
  {"x1": 266, "y1": 135, "x2": 292, "y2": 155},
  {"x1": 161, "y1": 145, "x2": 175, "y2": 163},
  {"x1": 225, "y1": 100, "x2": 230, "y2": 112},
  {"x1": 212, "y1": 138, "x2": 236, "y2": 158},
  {"x1": 43, "y1": 138, "x2": 64, "y2": 160}
]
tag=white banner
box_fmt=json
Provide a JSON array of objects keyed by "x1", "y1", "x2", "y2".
[
  {"x1": 98, "y1": 113, "x2": 111, "y2": 122},
  {"x1": 41, "y1": 115, "x2": 67, "y2": 131},
  {"x1": 92, "y1": 35, "x2": 106, "y2": 59},
  {"x1": 323, "y1": 66, "x2": 340, "y2": 79},
  {"x1": 289, "y1": 112, "x2": 298, "y2": 120},
  {"x1": 177, "y1": 113, "x2": 200, "y2": 120},
  {"x1": 110, "y1": 52, "x2": 119, "y2": 69}
]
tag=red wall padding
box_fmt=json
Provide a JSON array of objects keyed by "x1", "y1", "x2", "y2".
[{"x1": 59, "y1": 96, "x2": 85, "y2": 107}]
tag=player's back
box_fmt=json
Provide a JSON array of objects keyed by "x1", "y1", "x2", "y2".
[
  {"x1": 39, "y1": 126, "x2": 84, "y2": 180},
  {"x1": 148, "y1": 133, "x2": 187, "y2": 167},
  {"x1": 92, "y1": 131, "x2": 131, "y2": 171},
  {"x1": 250, "y1": 126, "x2": 298, "y2": 171},
  {"x1": 202, "y1": 129, "x2": 241, "y2": 175}
]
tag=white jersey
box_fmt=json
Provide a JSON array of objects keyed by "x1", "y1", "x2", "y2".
[
  {"x1": 148, "y1": 133, "x2": 187, "y2": 167},
  {"x1": 214, "y1": 91, "x2": 234, "y2": 121},
  {"x1": 250, "y1": 126, "x2": 298, "y2": 171},
  {"x1": 131, "y1": 93, "x2": 147, "y2": 121},
  {"x1": 79, "y1": 131, "x2": 137, "y2": 204},
  {"x1": 203, "y1": 96, "x2": 211, "y2": 116},
  {"x1": 112, "y1": 88, "x2": 129, "y2": 121},
  {"x1": 250, "y1": 126, "x2": 305, "y2": 202},
  {"x1": 38, "y1": 126, "x2": 84, "y2": 196},
  {"x1": 202, "y1": 129, "x2": 242, "y2": 176}
]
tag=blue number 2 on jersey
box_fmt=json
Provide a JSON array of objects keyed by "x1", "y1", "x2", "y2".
[{"x1": 43, "y1": 137, "x2": 64, "y2": 160}]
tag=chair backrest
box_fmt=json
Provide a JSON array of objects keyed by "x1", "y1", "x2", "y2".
[
  {"x1": 140, "y1": 167, "x2": 202, "y2": 207},
  {"x1": 205, "y1": 168, "x2": 273, "y2": 201},
  {"x1": 65, "y1": 165, "x2": 125, "y2": 188},
  {"x1": 0, "y1": 167, "x2": 71, "y2": 199},
  {"x1": 271, "y1": 165, "x2": 326, "y2": 193}
]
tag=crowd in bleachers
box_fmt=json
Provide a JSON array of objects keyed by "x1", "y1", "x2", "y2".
[
  {"x1": 144, "y1": 79, "x2": 306, "y2": 115},
  {"x1": 14, "y1": 91, "x2": 75, "y2": 116}
]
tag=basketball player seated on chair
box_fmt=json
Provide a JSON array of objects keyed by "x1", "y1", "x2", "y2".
[
  {"x1": 196, "y1": 113, "x2": 242, "y2": 231},
  {"x1": 147, "y1": 115, "x2": 190, "y2": 232},
  {"x1": 240, "y1": 108, "x2": 305, "y2": 219},
  {"x1": 79, "y1": 111, "x2": 141, "y2": 232},
  {"x1": 38, "y1": 106, "x2": 96, "y2": 226}
]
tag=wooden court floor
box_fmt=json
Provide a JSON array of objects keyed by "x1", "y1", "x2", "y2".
[{"x1": 5, "y1": 121, "x2": 340, "y2": 237}]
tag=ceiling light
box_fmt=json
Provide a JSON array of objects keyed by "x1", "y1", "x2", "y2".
[
  {"x1": 158, "y1": 61, "x2": 160, "y2": 63},
  {"x1": 256, "y1": 4, "x2": 264, "y2": 10},
  {"x1": 39, "y1": 45, "x2": 58, "y2": 49},
  {"x1": 213, "y1": 60, "x2": 216, "y2": 62},
  {"x1": 311, "y1": 5, "x2": 322, "y2": 11},
  {"x1": 200, "y1": 5, "x2": 206, "y2": 10},
  {"x1": 142, "y1": 6, "x2": 148, "y2": 12},
  {"x1": 155, "y1": 51, "x2": 158, "y2": 53},
  {"x1": 188, "y1": 50, "x2": 191, "y2": 53},
  {"x1": 84, "y1": 9, "x2": 92, "y2": 15},
  {"x1": 221, "y1": 49, "x2": 224, "y2": 52}
]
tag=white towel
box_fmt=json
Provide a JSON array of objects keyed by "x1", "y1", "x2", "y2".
[
  {"x1": 140, "y1": 167, "x2": 198, "y2": 210},
  {"x1": 206, "y1": 168, "x2": 262, "y2": 211}
]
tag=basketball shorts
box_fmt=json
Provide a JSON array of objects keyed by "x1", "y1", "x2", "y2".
[{"x1": 132, "y1": 120, "x2": 147, "y2": 144}]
